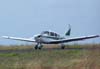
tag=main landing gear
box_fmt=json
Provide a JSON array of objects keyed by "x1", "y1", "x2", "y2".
[
  {"x1": 61, "y1": 44, "x2": 65, "y2": 49},
  {"x1": 34, "y1": 43, "x2": 66, "y2": 50}
]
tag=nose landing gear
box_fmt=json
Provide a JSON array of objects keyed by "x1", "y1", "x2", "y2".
[{"x1": 34, "y1": 43, "x2": 43, "y2": 50}]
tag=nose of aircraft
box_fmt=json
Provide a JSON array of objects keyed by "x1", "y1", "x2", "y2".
[
  {"x1": 34, "y1": 34, "x2": 42, "y2": 42},
  {"x1": 37, "y1": 35, "x2": 41, "y2": 38}
]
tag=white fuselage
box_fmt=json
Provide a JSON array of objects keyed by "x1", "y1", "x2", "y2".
[{"x1": 34, "y1": 31, "x2": 64, "y2": 44}]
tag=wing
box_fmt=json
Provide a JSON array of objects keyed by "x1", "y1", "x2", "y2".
[
  {"x1": 47, "y1": 35, "x2": 99, "y2": 44},
  {"x1": 1, "y1": 36, "x2": 36, "y2": 42}
]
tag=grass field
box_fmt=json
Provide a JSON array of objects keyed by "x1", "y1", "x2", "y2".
[{"x1": 0, "y1": 44, "x2": 100, "y2": 69}]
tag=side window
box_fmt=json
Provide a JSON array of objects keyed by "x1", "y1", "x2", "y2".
[
  {"x1": 55, "y1": 33, "x2": 57, "y2": 37},
  {"x1": 56, "y1": 34, "x2": 60, "y2": 37},
  {"x1": 50, "y1": 32, "x2": 55, "y2": 36}
]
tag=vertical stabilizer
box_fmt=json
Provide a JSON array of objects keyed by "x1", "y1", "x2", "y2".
[{"x1": 65, "y1": 24, "x2": 71, "y2": 36}]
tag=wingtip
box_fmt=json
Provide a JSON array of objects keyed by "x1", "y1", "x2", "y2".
[
  {"x1": 96, "y1": 35, "x2": 100, "y2": 37},
  {"x1": 1, "y1": 36, "x2": 9, "y2": 39}
]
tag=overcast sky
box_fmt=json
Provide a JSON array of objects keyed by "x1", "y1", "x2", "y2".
[{"x1": 0, "y1": 0, "x2": 100, "y2": 45}]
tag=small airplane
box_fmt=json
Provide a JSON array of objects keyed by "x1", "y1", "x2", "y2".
[{"x1": 1, "y1": 25, "x2": 99, "y2": 49}]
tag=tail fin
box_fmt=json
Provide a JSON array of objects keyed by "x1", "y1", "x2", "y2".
[{"x1": 65, "y1": 24, "x2": 71, "y2": 36}]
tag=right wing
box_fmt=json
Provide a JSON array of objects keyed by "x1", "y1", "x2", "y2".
[
  {"x1": 47, "y1": 35, "x2": 99, "y2": 44},
  {"x1": 1, "y1": 36, "x2": 36, "y2": 42}
]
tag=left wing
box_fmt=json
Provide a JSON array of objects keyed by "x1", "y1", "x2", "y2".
[
  {"x1": 1, "y1": 36, "x2": 36, "y2": 42},
  {"x1": 47, "y1": 35, "x2": 99, "y2": 44}
]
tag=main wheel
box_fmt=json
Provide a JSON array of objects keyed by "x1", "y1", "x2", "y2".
[
  {"x1": 61, "y1": 44, "x2": 65, "y2": 49},
  {"x1": 61, "y1": 46, "x2": 65, "y2": 49}
]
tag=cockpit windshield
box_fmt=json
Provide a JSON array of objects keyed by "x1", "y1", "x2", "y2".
[
  {"x1": 41, "y1": 31, "x2": 49, "y2": 36},
  {"x1": 41, "y1": 31, "x2": 60, "y2": 37}
]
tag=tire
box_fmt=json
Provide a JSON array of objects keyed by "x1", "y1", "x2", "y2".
[
  {"x1": 34, "y1": 45, "x2": 38, "y2": 50},
  {"x1": 38, "y1": 45, "x2": 43, "y2": 50},
  {"x1": 61, "y1": 46, "x2": 65, "y2": 49}
]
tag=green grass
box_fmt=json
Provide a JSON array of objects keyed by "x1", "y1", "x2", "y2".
[{"x1": 0, "y1": 44, "x2": 99, "y2": 69}]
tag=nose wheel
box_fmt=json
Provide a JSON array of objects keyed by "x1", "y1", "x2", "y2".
[
  {"x1": 34, "y1": 45, "x2": 38, "y2": 50},
  {"x1": 34, "y1": 43, "x2": 43, "y2": 50}
]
